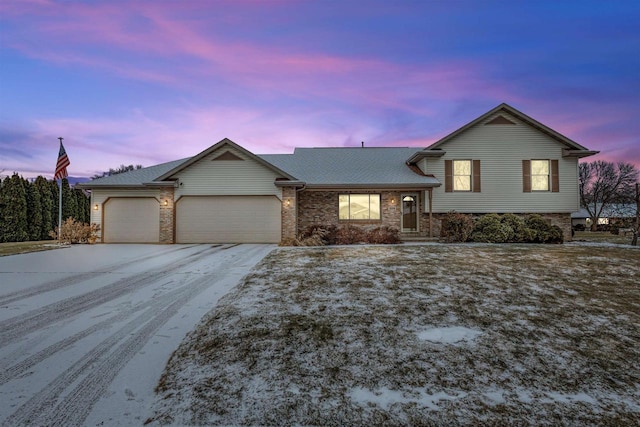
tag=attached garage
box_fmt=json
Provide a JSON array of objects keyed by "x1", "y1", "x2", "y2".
[
  {"x1": 176, "y1": 196, "x2": 281, "y2": 243},
  {"x1": 103, "y1": 197, "x2": 160, "y2": 243}
]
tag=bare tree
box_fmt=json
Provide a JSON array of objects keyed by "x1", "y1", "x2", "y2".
[
  {"x1": 579, "y1": 161, "x2": 638, "y2": 231},
  {"x1": 92, "y1": 164, "x2": 143, "y2": 179},
  {"x1": 632, "y1": 183, "x2": 639, "y2": 246}
]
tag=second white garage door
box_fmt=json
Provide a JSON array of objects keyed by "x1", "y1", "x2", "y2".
[
  {"x1": 176, "y1": 196, "x2": 281, "y2": 243},
  {"x1": 103, "y1": 197, "x2": 160, "y2": 243}
]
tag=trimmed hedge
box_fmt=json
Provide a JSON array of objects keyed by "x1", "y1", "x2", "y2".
[{"x1": 441, "y1": 212, "x2": 563, "y2": 244}]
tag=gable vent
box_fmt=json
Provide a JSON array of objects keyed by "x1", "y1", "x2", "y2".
[
  {"x1": 485, "y1": 115, "x2": 516, "y2": 125},
  {"x1": 212, "y1": 151, "x2": 244, "y2": 161}
]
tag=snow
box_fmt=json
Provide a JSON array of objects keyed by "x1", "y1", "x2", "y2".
[
  {"x1": 0, "y1": 243, "x2": 274, "y2": 426},
  {"x1": 147, "y1": 243, "x2": 640, "y2": 425},
  {"x1": 417, "y1": 326, "x2": 482, "y2": 344},
  {"x1": 349, "y1": 387, "x2": 467, "y2": 411}
]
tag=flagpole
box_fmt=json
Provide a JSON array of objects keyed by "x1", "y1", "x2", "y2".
[{"x1": 58, "y1": 137, "x2": 63, "y2": 245}]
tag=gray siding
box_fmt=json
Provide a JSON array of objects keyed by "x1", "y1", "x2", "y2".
[
  {"x1": 173, "y1": 146, "x2": 283, "y2": 200},
  {"x1": 426, "y1": 112, "x2": 580, "y2": 213}
]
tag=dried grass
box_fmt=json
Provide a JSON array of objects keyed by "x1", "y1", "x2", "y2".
[{"x1": 150, "y1": 243, "x2": 640, "y2": 425}]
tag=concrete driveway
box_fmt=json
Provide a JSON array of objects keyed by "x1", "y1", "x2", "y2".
[{"x1": 0, "y1": 243, "x2": 274, "y2": 426}]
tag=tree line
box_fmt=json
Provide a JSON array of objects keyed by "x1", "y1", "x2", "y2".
[{"x1": 0, "y1": 174, "x2": 90, "y2": 243}]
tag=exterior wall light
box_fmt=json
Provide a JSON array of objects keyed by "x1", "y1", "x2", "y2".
[
  {"x1": 94, "y1": 204, "x2": 99, "y2": 210},
  {"x1": 390, "y1": 198, "x2": 395, "y2": 204},
  {"x1": 285, "y1": 199, "x2": 291, "y2": 207},
  {"x1": 164, "y1": 200, "x2": 169, "y2": 206}
]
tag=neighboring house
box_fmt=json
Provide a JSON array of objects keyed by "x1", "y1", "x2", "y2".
[
  {"x1": 80, "y1": 103, "x2": 598, "y2": 244},
  {"x1": 572, "y1": 204, "x2": 637, "y2": 228}
]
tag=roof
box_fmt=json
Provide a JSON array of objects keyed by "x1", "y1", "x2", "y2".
[
  {"x1": 261, "y1": 147, "x2": 440, "y2": 188},
  {"x1": 427, "y1": 103, "x2": 597, "y2": 154},
  {"x1": 77, "y1": 158, "x2": 189, "y2": 188}
]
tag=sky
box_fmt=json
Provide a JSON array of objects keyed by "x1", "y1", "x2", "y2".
[{"x1": 1, "y1": 0, "x2": 639, "y2": 180}]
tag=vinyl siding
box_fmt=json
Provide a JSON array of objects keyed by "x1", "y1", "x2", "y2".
[
  {"x1": 426, "y1": 112, "x2": 580, "y2": 213},
  {"x1": 91, "y1": 189, "x2": 160, "y2": 231},
  {"x1": 173, "y1": 146, "x2": 283, "y2": 200}
]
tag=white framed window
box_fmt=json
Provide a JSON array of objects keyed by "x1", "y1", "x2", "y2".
[
  {"x1": 453, "y1": 160, "x2": 471, "y2": 191},
  {"x1": 339, "y1": 194, "x2": 381, "y2": 220},
  {"x1": 531, "y1": 160, "x2": 550, "y2": 191}
]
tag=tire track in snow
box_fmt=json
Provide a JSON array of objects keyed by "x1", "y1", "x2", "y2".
[
  {"x1": 0, "y1": 278, "x2": 184, "y2": 384},
  {"x1": 0, "y1": 245, "x2": 226, "y2": 346},
  {"x1": 0, "y1": 244, "x2": 198, "y2": 306},
  {"x1": 2, "y1": 244, "x2": 257, "y2": 427}
]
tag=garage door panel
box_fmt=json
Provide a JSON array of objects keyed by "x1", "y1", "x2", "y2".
[
  {"x1": 176, "y1": 196, "x2": 280, "y2": 243},
  {"x1": 104, "y1": 198, "x2": 160, "y2": 243}
]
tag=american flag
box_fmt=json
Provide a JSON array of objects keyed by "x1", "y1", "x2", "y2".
[{"x1": 54, "y1": 139, "x2": 70, "y2": 180}]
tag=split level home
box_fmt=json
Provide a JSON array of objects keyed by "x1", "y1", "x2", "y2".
[{"x1": 80, "y1": 103, "x2": 598, "y2": 244}]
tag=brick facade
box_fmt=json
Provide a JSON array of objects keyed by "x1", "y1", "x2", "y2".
[
  {"x1": 159, "y1": 187, "x2": 174, "y2": 243},
  {"x1": 281, "y1": 186, "x2": 298, "y2": 241},
  {"x1": 296, "y1": 190, "x2": 431, "y2": 238},
  {"x1": 295, "y1": 190, "x2": 573, "y2": 242}
]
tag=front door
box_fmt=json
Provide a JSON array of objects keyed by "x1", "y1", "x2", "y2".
[{"x1": 401, "y1": 193, "x2": 418, "y2": 232}]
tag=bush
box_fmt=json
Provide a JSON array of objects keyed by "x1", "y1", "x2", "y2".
[
  {"x1": 500, "y1": 213, "x2": 532, "y2": 242},
  {"x1": 49, "y1": 217, "x2": 100, "y2": 244},
  {"x1": 525, "y1": 215, "x2": 563, "y2": 243},
  {"x1": 366, "y1": 226, "x2": 400, "y2": 244},
  {"x1": 297, "y1": 224, "x2": 338, "y2": 246},
  {"x1": 472, "y1": 214, "x2": 513, "y2": 243},
  {"x1": 573, "y1": 224, "x2": 586, "y2": 232},
  {"x1": 335, "y1": 225, "x2": 366, "y2": 245},
  {"x1": 440, "y1": 211, "x2": 474, "y2": 243}
]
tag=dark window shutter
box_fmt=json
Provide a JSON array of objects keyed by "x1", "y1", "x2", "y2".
[
  {"x1": 551, "y1": 159, "x2": 559, "y2": 192},
  {"x1": 444, "y1": 160, "x2": 453, "y2": 192},
  {"x1": 472, "y1": 160, "x2": 481, "y2": 193},
  {"x1": 522, "y1": 160, "x2": 531, "y2": 192}
]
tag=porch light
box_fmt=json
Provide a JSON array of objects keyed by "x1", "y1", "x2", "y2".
[
  {"x1": 164, "y1": 200, "x2": 169, "y2": 206},
  {"x1": 390, "y1": 198, "x2": 395, "y2": 204},
  {"x1": 285, "y1": 199, "x2": 291, "y2": 207},
  {"x1": 94, "y1": 204, "x2": 99, "y2": 210},
  {"x1": 403, "y1": 196, "x2": 415, "y2": 202}
]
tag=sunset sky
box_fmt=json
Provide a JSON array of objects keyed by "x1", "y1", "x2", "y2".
[{"x1": 1, "y1": 0, "x2": 639, "y2": 180}]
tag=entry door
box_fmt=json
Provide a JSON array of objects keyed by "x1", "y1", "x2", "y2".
[{"x1": 401, "y1": 194, "x2": 418, "y2": 232}]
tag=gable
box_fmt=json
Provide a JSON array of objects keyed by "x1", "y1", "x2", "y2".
[
  {"x1": 427, "y1": 103, "x2": 591, "y2": 152},
  {"x1": 171, "y1": 144, "x2": 288, "y2": 197}
]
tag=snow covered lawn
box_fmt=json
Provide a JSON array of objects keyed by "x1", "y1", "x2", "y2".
[{"x1": 149, "y1": 243, "x2": 640, "y2": 425}]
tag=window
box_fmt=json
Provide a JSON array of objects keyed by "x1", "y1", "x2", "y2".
[
  {"x1": 453, "y1": 160, "x2": 472, "y2": 191},
  {"x1": 339, "y1": 194, "x2": 380, "y2": 220},
  {"x1": 523, "y1": 159, "x2": 559, "y2": 193},
  {"x1": 531, "y1": 160, "x2": 550, "y2": 191},
  {"x1": 445, "y1": 159, "x2": 480, "y2": 193}
]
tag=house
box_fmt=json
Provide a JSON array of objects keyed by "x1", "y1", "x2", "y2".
[
  {"x1": 572, "y1": 204, "x2": 637, "y2": 229},
  {"x1": 80, "y1": 103, "x2": 598, "y2": 244}
]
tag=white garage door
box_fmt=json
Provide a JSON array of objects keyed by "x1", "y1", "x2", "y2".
[
  {"x1": 103, "y1": 198, "x2": 160, "y2": 243},
  {"x1": 176, "y1": 196, "x2": 281, "y2": 243}
]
